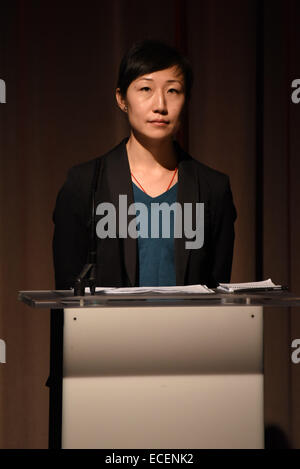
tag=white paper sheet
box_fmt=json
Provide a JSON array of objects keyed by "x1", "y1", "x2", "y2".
[
  {"x1": 84, "y1": 284, "x2": 214, "y2": 295},
  {"x1": 217, "y1": 278, "x2": 282, "y2": 293}
]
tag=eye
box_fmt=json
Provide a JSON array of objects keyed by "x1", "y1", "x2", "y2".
[
  {"x1": 168, "y1": 88, "x2": 179, "y2": 94},
  {"x1": 140, "y1": 87, "x2": 151, "y2": 92}
]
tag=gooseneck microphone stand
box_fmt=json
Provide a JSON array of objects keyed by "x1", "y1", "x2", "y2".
[{"x1": 73, "y1": 159, "x2": 101, "y2": 296}]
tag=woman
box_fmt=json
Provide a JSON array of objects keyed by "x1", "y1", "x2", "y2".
[{"x1": 53, "y1": 39, "x2": 237, "y2": 290}]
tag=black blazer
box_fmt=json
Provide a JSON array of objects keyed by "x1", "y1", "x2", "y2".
[{"x1": 53, "y1": 137, "x2": 237, "y2": 289}]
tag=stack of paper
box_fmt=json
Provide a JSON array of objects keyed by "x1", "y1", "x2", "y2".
[
  {"x1": 217, "y1": 278, "x2": 283, "y2": 293},
  {"x1": 84, "y1": 284, "x2": 214, "y2": 295}
]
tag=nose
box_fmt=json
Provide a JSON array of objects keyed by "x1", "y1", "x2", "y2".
[{"x1": 152, "y1": 89, "x2": 168, "y2": 114}]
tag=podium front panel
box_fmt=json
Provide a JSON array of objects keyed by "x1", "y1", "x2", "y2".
[{"x1": 61, "y1": 305, "x2": 264, "y2": 449}]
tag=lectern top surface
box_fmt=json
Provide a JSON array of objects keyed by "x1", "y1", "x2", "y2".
[{"x1": 18, "y1": 289, "x2": 300, "y2": 309}]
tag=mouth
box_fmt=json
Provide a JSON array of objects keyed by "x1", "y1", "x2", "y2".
[{"x1": 148, "y1": 120, "x2": 169, "y2": 126}]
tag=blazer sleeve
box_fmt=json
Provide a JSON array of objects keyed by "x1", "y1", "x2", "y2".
[
  {"x1": 210, "y1": 175, "x2": 237, "y2": 284},
  {"x1": 52, "y1": 167, "x2": 90, "y2": 290}
]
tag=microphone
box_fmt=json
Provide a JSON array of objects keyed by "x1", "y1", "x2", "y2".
[{"x1": 74, "y1": 159, "x2": 101, "y2": 296}]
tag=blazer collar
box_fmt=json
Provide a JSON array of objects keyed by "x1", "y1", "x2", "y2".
[{"x1": 102, "y1": 137, "x2": 198, "y2": 286}]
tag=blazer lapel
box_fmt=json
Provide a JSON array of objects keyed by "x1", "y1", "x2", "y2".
[
  {"x1": 103, "y1": 137, "x2": 137, "y2": 287},
  {"x1": 174, "y1": 142, "x2": 199, "y2": 286}
]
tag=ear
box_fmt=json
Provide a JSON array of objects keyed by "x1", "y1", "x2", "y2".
[{"x1": 115, "y1": 88, "x2": 127, "y2": 113}]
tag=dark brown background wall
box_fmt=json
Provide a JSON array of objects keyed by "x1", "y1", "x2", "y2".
[{"x1": 0, "y1": 0, "x2": 299, "y2": 448}]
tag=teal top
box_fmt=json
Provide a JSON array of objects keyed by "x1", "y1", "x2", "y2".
[{"x1": 132, "y1": 182, "x2": 178, "y2": 286}]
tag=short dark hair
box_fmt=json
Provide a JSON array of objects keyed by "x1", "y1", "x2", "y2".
[{"x1": 116, "y1": 39, "x2": 193, "y2": 102}]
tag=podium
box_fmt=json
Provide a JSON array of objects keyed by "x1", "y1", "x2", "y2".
[{"x1": 18, "y1": 289, "x2": 300, "y2": 449}]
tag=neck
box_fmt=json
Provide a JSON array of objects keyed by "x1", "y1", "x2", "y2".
[{"x1": 126, "y1": 132, "x2": 178, "y2": 172}]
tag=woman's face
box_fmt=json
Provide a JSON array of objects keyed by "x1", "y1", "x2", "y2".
[{"x1": 116, "y1": 66, "x2": 186, "y2": 142}]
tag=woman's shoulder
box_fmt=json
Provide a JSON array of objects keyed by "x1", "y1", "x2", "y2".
[
  {"x1": 191, "y1": 155, "x2": 229, "y2": 180},
  {"x1": 65, "y1": 138, "x2": 126, "y2": 187},
  {"x1": 54, "y1": 141, "x2": 125, "y2": 220},
  {"x1": 175, "y1": 141, "x2": 231, "y2": 188}
]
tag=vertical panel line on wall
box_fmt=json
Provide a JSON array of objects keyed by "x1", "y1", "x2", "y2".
[
  {"x1": 255, "y1": 0, "x2": 264, "y2": 281},
  {"x1": 284, "y1": 0, "x2": 292, "y2": 447},
  {"x1": 174, "y1": 0, "x2": 189, "y2": 152}
]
